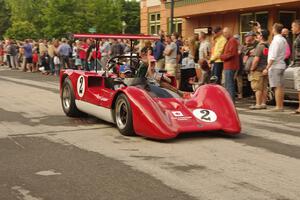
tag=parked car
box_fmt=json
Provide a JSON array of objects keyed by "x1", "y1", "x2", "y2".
[{"x1": 268, "y1": 66, "x2": 298, "y2": 104}]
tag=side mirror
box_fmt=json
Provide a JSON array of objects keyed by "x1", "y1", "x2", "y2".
[{"x1": 210, "y1": 76, "x2": 218, "y2": 84}]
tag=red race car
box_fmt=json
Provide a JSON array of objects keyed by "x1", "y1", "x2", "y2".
[{"x1": 60, "y1": 34, "x2": 241, "y2": 140}]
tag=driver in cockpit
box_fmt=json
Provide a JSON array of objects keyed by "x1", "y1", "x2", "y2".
[
  {"x1": 146, "y1": 57, "x2": 172, "y2": 83},
  {"x1": 146, "y1": 56, "x2": 184, "y2": 96}
]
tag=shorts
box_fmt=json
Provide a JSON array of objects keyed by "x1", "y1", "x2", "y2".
[
  {"x1": 165, "y1": 63, "x2": 179, "y2": 79},
  {"x1": 26, "y1": 57, "x2": 33, "y2": 64},
  {"x1": 249, "y1": 71, "x2": 268, "y2": 92},
  {"x1": 268, "y1": 68, "x2": 285, "y2": 88},
  {"x1": 294, "y1": 67, "x2": 300, "y2": 91}
]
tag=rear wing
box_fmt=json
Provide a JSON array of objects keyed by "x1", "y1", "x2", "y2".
[{"x1": 73, "y1": 33, "x2": 159, "y2": 40}]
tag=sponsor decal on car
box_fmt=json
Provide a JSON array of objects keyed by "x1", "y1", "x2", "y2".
[
  {"x1": 193, "y1": 109, "x2": 217, "y2": 123},
  {"x1": 172, "y1": 111, "x2": 184, "y2": 117},
  {"x1": 77, "y1": 75, "x2": 85, "y2": 97},
  {"x1": 171, "y1": 111, "x2": 192, "y2": 120}
]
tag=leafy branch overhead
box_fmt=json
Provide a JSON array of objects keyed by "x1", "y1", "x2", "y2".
[{"x1": 0, "y1": 0, "x2": 140, "y2": 40}]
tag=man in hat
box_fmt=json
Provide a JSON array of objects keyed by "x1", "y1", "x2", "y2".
[
  {"x1": 209, "y1": 26, "x2": 227, "y2": 84},
  {"x1": 249, "y1": 29, "x2": 270, "y2": 109},
  {"x1": 242, "y1": 31, "x2": 259, "y2": 72}
]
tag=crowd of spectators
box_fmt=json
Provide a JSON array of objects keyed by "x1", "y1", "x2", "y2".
[{"x1": 0, "y1": 19, "x2": 299, "y2": 113}]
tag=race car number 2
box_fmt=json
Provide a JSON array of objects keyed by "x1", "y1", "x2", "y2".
[
  {"x1": 77, "y1": 75, "x2": 85, "y2": 97},
  {"x1": 193, "y1": 109, "x2": 217, "y2": 123}
]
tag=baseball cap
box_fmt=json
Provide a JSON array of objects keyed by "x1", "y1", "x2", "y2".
[
  {"x1": 213, "y1": 26, "x2": 222, "y2": 34},
  {"x1": 148, "y1": 56, "x2": 156, "y2": 62},
  {"x1": 245, "y1": 31, "x2": 256, "y2": 37},
  {"x1": 120, "y1": 64, "x2": 132, "y2": 74},
  {"x1": 233, "y1": 34, "x2": 240, "y2": 40}
]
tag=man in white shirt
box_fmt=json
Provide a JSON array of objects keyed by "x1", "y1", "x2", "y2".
[
  {"x1": 263, "y1": 23, "x2": 288, "y2": 112},
  {"x1": 164, "y1": 34, "x2": 178, "y2": 83}
]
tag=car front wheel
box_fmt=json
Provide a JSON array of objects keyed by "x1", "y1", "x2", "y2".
[
  {"x1": 115, "y1": 94, "x2": 135, "y2": 136},
  {"x1": 61, "y1": 78, "x2": 82, "y2": 117}
]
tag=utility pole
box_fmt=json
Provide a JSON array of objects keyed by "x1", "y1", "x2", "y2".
[{"x1": 170, "y1": 0, "x2": 175, "y2": 34}]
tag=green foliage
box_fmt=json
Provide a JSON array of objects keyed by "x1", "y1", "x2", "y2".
[
  {"x1": 120, "y1": 0, "x2": 140, "y2": 34},
  {"x1": 0, "y1": 0, "x2": 11, "y2": 38},
  {"x1": 41, "y1": 0, "x2": 87, "y2": 38},
  {"x1": 5, "y1": 21, "x2": 38, "y2": 40},
  {"x1": 2, "y1": 0, "x2": 141, "y2": 39}
]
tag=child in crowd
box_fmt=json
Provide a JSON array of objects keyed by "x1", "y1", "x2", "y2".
[
  {"x1": 41, "y1": 52, "x2": 50, "y2": 75},
  {"x1": 53, "y1": 53, "x2": 60, "y2": 76},
  {"x1": 32, "y1": 50, "x2": 39, "y2": 72}
]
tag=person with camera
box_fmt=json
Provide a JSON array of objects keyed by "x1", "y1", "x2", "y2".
[
  {"x1": 249, "y1": 30, "x2": 270, "y2": 110},
  {"x1": 242, "y1": 31, "x2": 259, "y2": 73}
]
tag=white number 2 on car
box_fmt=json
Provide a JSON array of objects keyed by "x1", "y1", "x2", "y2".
[
  {"x1": 193, "y1": 109, "x2": 217, "y2": 123},
  {"x1": 77, "y1": 75, "x2": 85, "y2": 97}
]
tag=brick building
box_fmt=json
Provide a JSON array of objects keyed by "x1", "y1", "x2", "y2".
[{"x1": 140, "y1": 0, "x2": 300, "y2": 39}]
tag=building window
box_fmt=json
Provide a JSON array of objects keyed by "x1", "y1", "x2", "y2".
[
  {"x1": 279, "y1": 11, "x2": 296, "y2": 29},
  {"x1": 168, "y1": 18, "x2": 183, "y2": 35},
  {"x1": 149, "y1": 13, "x2": 160, "y2": 35},
  {"x1": 240, "y1": 12, "x2": 268, "y2": 42}
]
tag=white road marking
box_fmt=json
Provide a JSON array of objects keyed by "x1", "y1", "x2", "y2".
[
  {"x1": 35, "y1": 170, "x2": 61, "y2": 176},
  {"x1": 11, "y1": 186, "x2": 43, "y2": 200},
  {"x1": 8, "y1": 137, "x2": 25, "y2": 149}
]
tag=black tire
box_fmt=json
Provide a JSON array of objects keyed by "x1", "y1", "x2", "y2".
[
  {"x1": 115, "y1": 94, "x2": 135, "y2": 136},
  {"x1": 61, "y1": 78, "x2": 82, "y2": 117}
]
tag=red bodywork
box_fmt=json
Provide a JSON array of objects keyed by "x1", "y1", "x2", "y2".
[{"x1": 60, "y1": 70, "x2": 241, "y2": 140}]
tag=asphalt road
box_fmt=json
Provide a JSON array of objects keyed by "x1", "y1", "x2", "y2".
[{"x1": 0, "y1": 67, "x2": 299, "y2": 200}]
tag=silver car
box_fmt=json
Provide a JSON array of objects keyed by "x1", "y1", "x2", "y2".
[{"x1": 268, "y1": 66, "x2": 298, "y2": 104}]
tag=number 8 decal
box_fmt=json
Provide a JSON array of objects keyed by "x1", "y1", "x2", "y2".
[
  {"x1": 193, "y1": 109, "x2": 217, "y2": 123},
  {"x1": 77, "y1": 75, "x2": 85, "y2": 97}
]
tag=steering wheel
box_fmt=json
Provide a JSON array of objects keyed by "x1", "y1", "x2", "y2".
[{"x1": 106, "y1": 55, "x2": 140, "y2": 72}]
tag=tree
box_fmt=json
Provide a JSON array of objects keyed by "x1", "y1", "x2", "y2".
[
  {"x1": 5, "y1": 0, "x2": 46, "y2": 38},
  {"x1": 83, "y1": 0, "x2": 123, "y2": 34},
  {"x1": 120, "y1": 0, "x2": 140, "y2": 34},
  {"x1": 0, "y1": 0, "x2": 11, "y2": 38},
  {"x1": 3, "y1": 0, "x2": 141, "y2": 39},
  {"x1": 5, "y1": 21, "x2": 38, "y2": 40},
  {"x1": 41, "y1": 0, "x2": 88, "y2": 38}
]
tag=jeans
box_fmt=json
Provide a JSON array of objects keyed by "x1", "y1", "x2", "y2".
[
  {"x1": 60, "y1": 55, "x2": 69, "y2": 69},
  {"x1": 224, "y1": 69, "x2": 236, "y2": 102},
  {"x1": 49, "y1": 57, "x2": 55, "y2": 74},
  {"x1": 6, "y1": 55, "x2": 12, "y2": 68},
  {"x1": 212, "y1": 62, "x2": 223, "y2": 84},
  {"x1": 10, "y1": 55, "x2": 18, "y2": 68}
]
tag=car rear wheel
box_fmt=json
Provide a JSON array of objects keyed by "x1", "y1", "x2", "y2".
[
  {"x1": 115, "y1": 94, "x2": 135, "y2": 136},
  {"x1": 62, "y1": 78, "x2": 82, "y2": 117}
]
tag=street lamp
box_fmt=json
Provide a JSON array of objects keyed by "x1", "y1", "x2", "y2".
[
  {"x1": 167, "y1": 0, "x2": 175, "y2": 34},
  {"x1": 122, "y1": 21, "x2": 127, "y2": 34},
  {"x1": 170, "y1": 0, "x2": 174, "y2": 34}
]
